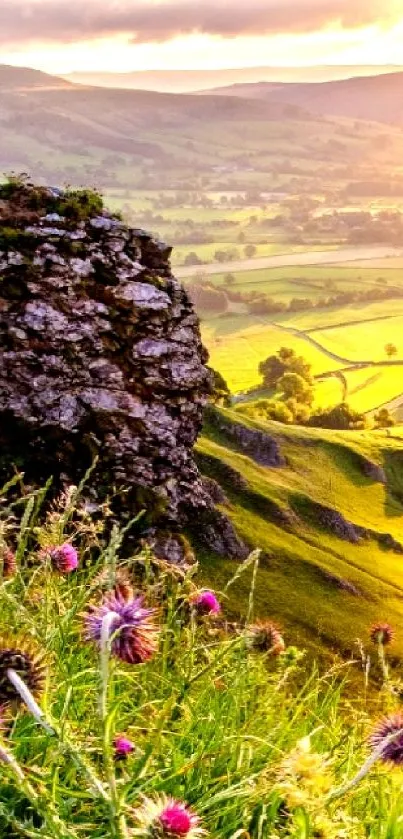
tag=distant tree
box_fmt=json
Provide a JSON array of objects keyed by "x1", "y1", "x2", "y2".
[
  {"x1": 208, "y1": 368, "x2": 232, "y2": 407},
  {"x1": 244, "y1": 244, "x2": 257, "y2": 259},
  {"x1": 374, "y1": 408, "x2": 395, "y2": 429},
  {"x1": 259, "y1": 347, "x2": 312, "y2": 389},
  {"x1": 309, "y1": 403, "x2": 366, "y2": 430},
  {"x1": 183, "y1": 252, "x2": 203, "y2": 266},
  {"x1": 237, "y1": 231, "x2": 246, "y2": 244},
  {"x1": 278, "y1": 372, "x2": 313, "y2": 406},
  {"x1": 187, "y1": 284, "x2": 228, "y2": 314},
  {"x1": 385, "y1": 343, "x2": 398, "y2": 358},
  {"x1": 214, "y1": 250, "x2": 228, "y2": 263},
  {"x1": 223, "y1": 273, "x2": 236, "y2": 286}
]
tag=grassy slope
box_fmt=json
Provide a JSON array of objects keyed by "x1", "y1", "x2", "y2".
[{"x1": 197, "y1": 409, "x2": 403, "y2": 661}]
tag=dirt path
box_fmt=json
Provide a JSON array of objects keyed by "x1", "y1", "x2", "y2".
[{"x1": 175, "y1": 245, "x2": 403, "y2": 278}]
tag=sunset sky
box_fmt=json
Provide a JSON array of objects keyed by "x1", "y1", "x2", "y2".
[{"x1": 2, "y1": 0, "x2": 403, "y2": 73}]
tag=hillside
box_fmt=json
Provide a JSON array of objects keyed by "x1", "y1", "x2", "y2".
[
  {"x1": 3, "y1": 63, "x2": 403, "y2": 194},
  {"x1": 65, "y1": 64, "x2": 403, "y2": 92},
  {"x1": 0, "y1": 63, "x2": 73, "y2": 90},
  {"x1": 203, "y1": 72, "x2": 403, "y2": 125},
  {"x1": 198, "y1": 407, "x2": 403, "y2": 661}
]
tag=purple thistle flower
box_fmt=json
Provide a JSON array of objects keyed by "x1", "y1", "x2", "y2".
[
  {"x1": 84, "y1": 592, "x2": 159, "y2": 664},
  {"x1": 370, "y1": 622, "x2": 394, "y2": 646},
  {"x1": 370, "y1": 712, "x2": 403, "y2": 765},
  {"x1": 113, "y1": 735, "x2": 135, "y2": 760},
  {"x1": 192, "y1": 590, "x2": 221, "y2": 616},
  {"x1": 48, "y1": 543, "x2": 78, "y2": 574},
  {"x1": 135, "y1": 796, "x2": 204, "y2": 838}
]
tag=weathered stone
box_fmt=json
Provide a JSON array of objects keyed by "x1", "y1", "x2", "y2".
[{"x1": 0, "y1": 183, "x2": 214, "y2": 532}]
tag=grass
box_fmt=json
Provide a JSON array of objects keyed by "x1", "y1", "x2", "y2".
[
  {"x1": 2, "y1": 477, "x2": 403, "y2": 837},
  {"x1": 310, "y1": 318, "x2": 403, "y2": 364},
  {"x1": 199, "y1": 408, "x2": 403, "y2": 659}
]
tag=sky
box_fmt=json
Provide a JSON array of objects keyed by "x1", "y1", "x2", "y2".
[{"x1": 1, "y1": 0, "x2": 403, "y2": 73}]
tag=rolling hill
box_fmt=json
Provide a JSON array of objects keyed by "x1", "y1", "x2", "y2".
[
  {"x1": 198, "y1": 406, "x2": 403, "y2": 662},
  {"x1": 203, "y1": 72, "x2": 403, "y2": 125},
  {"x1": 65, "y1": 64, "x2": 403, "y2": 92},
  {"x1": 2, "y1": 63, "x2": 403, "y2": 192}
]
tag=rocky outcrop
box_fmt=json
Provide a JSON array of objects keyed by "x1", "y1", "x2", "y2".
[
  {"x1": 0, "y1": 180, "x2": 219, "y2": 536},
  {"x1": 205, "y1": 406, "x2": 284, "y2": 467},
  {"x1": 293, "y1": 494, "x2": 403, "y2": 553}
]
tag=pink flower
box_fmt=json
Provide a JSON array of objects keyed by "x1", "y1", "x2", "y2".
[
  {"x1": 113, "y1": 735, "x2": 135, "y2": 760},
  {"x1": 84, "y1": 592, "x2": 159, "y2": 665},
  {"x1": 192, "y1": 590, "x2": 221, "y2": 616},
  {"x1": 135, "y1": 796, "x2": 204, "y2": 837},
  {"x1": 48, "y1": 543, "x2": 78, "y2": 574}
]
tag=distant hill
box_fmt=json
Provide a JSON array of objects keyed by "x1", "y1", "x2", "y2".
[
  {"x1": 2, "y1": 63, "x2": 403, "y2": 193},
  {"x1": 65, "y1": 65, "x2": 403, "y2": 93},
  {"x1": 0, "y1": 64, "x2": 72, "y2": 90},
  {"x1": 203, "y1": 72, "x2": 403, "y2": 125}
]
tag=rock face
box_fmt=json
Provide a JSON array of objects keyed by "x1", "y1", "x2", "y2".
[
  {"x1": 0, "y1": 180, "x2": 214, "y2": 530},
  {"x1": 205, "y1": 406, "x2": 284, "y2": 467}
]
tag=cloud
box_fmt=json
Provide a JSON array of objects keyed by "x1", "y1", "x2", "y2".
[{"x1": 0, "y1": 0, "x2": 398, "y2": 47}]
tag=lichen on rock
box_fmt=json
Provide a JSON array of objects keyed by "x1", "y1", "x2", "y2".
[{"x1": 0, "y1": 178, "x2": 218, "y2": 538}]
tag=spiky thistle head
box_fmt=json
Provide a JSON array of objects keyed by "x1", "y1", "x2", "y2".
[
  {"x1": 44, "y1": 543, "x2": 78, "y2": 574},
  {"x1": 246, "y1": 620, "x2": 285, "y2": 655},
  {"x1": 370, "y1": 622, "x2": 394, "y2": 646},
  {"x1": 134, "y1": 795, "x2": 205, "y2": 837},
  {"x1": 113, "y1": 735, "x2": 135, "y2": 760},
  {"x1": 0, "y1": 637, "x2": 45, "y2": 706},
  {"x1": 0, "y1": 548, "x2": 16, "y2": 580},
  {"x1": 369, "y1": 712, "x2": 403, "y2": 765},
  {"x1": 84, "y1": 592, "x2": 159, "y2": 665},
  {"x1": 191, "y1": 590, "x2": 221, "y2": 616}
]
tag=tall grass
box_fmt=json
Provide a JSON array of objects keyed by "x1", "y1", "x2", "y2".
[{"x1": 0, "y1": 480, "x2": 402, "y2": 838}]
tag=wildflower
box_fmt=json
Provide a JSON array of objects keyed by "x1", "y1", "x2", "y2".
[
  {"x1": 0, "y1": 548, "x2": 16, "y2": 579},
  {"x1": 246, "y1": 621, "x2": 285, "y2": 655},
  {"x1": 113, "y1": 735, "x2": 135, "y2": 760},
  {"x1": 84, "y1": 592, "x2": 159, "y2": 665},
  {"x1": 47, "y1": 543, "x2": 78, "y2": 574},
  {"x1": 191, "y1": 590, "x2": 221, "y2": 616},
  {"x1": 135, "y1": 795, "x2": 204, "y2": 837},
  {"x1": 276, "y1": 736, "x2": 333, "y2": 812},
  {"x1": 369, "y1": 622, "x2": 394, "y2": 646},
  {"x1": 369, "y1": 712, "x2": 403, "y2": 765}
]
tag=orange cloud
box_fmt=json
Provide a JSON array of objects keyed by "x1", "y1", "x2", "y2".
[{"x1": 0, "y1": 0, "x2": 400, "y2": 46}]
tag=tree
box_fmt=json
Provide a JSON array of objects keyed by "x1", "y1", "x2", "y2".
[
  {"x1": 223, "y1": 273, "x2": 236, "y2": 286},
  {"x1": 277, "y1": 373, "x2": 313, "y2": 406},
  {"x1": 259, "y1": 347, "x2": 312, "y2": 389},
  {"x1": 309, "y1": 403, "x2": 366, "y2": 430},
  {"x1": 374, "y1": 408, "x2": 395, "y2": 429},
  {"x1": 183, "y1": 252, "x2": 203, "y2": 266},
  {"x1": 244, "y1": 244, "x2": 257, "y2": 259},
  {"x1": 385, "y1": 343, "x2": 398, "y2": 358},
  {"x1": 208, "y1": 368, "x2": 232, "y2": 407}
]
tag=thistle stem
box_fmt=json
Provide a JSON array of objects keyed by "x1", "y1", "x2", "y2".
[
  {"x1": 6, "y1": 669, "x2": 108, "y2": 801},
  {"x1": 100, "y1": 612, "x2": 130, "y2": 839},
  {"x1": 6, "y1": 669, "x2": 54, "y2": 734},
  {"x1": 329, "y1": 726, "x2": 403, "y2": 800}
]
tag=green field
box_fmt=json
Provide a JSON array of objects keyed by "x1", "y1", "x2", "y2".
[
  {"x1": 196, "y1": 256, "x2": 403, "y2": 415},
  {"x1": 202, "y1": 316, "x2": 341, "y2": 391},
  {"x1": 199, "y1": 408, "x2": 403, "y2": 658}
]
